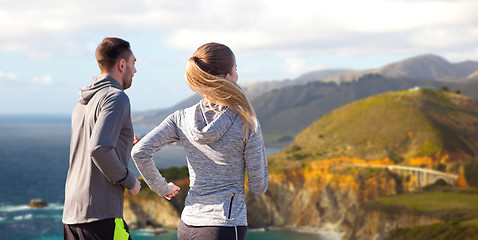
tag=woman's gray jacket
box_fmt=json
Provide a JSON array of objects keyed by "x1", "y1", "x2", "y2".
[{"x1": 131, "y1": 102, "x2": 268, "y2": 226}]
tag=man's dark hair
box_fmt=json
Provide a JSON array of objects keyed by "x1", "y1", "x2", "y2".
[{"x1": 96, "y1": 37, "x2": 132, "y2": 72}]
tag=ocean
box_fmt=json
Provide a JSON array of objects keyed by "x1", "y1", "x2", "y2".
[{"x1": 0, "y1": 115, "x2": 340, "y2": 240}]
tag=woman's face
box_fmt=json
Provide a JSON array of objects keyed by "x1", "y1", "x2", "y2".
[{"x1": 225, "y1": 55, "x2": 238, "y2": 83}]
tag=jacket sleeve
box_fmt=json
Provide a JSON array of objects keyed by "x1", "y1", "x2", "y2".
[
  {"x1": 244, "y1": 122, "x2": 269, "y2": 194},
  {"x1": 131, "y1": 113, "x2": 180, "y2": 196},
  {"x1": 88, "y1": 91, "x2": 136, "y2": 190}
]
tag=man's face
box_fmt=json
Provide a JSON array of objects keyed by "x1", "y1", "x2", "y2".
[{"x1": 122, "y1": 52, "x2": 137, "y2": 90}]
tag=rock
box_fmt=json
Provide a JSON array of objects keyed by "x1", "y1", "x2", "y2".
[
  {"x1": 123, "y1": 178, "x2": 190, "y2": 230},
  {"x1": 29, "y1": 199, "x2": 48, "y2": 208},
  {"x1": 124, "y1": 195, "x2": 180, "y2": 229},
  {"x1": 346, "y1": 208, "x2": 443, "y2": 240}
]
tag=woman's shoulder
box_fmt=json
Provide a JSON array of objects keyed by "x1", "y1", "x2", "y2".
[
  {"x1": 178, "y1": 102, "x2": 201, "y2": 115},
  {"x1": 168, "y1": 102, "x2": 201, "y2": 120}
]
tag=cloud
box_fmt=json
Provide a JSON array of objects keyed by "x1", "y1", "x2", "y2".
[
  {"x1": 163, "y1": 0, "x2": 478, "y2": 49},
  {"x1": 444, "y1": 48, "x2": 478, "y2": 63},
  {"x1": 32, "y1": 75, "x2": 53, "y2": 85},
  {"x1": 0, "y1": 70, "x2": 18, "y2": 81},
  {"x1": 0, "y1": 71, "x2": 54, "y2": 86},
  {"x1": 281, "y1": 58, "x2": 310, "y2": 77},
  {"x1": 409, "y1": 27, "x2": 478, "y2": 48},
  {"x1": 1, "y1": 0, "x2": 478, "y2": 62}
]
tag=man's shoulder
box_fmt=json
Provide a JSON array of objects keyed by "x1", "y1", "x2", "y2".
[{"x1": 101, "y1": 87, "x2": 129, "y2": 104}]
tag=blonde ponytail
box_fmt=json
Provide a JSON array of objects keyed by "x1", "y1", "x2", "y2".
[{"x1": 185, "y1": 43, "x2": 258, "y2": 135}]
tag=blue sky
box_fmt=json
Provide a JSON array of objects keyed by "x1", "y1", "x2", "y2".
[{"x1": 1, "y1": 0, "x2": 478, "y2": 114}]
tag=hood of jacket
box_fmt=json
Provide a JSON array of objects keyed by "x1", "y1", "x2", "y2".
[
  {"x1": 185, "y1": 101, "x2": 238, "y2": 144},
  {"x1": 78, "y1": 75, "x2": 123, "y2": 105}
]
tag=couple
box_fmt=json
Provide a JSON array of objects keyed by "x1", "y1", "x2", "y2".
[{"x1": 62, "y1": 37, "x2": 269, "y2": 240}]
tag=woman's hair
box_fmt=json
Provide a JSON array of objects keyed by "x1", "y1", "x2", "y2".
[
  {"x1": 185, "y1": 42, "x2": 258, "y2": 134},
  {"x1": 96, "y1": 37, "x2": 132, "y2": 72}
]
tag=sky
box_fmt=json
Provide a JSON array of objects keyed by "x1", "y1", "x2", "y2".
[{"x1": 1, "y1": 0, "x2": 478, "y2": 115}]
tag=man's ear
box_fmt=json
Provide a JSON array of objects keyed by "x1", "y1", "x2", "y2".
[{"x1": 118, "y1": 59, "x2": 126, "y2": 73}]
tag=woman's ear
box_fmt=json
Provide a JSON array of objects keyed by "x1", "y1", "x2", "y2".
[{"x1": 225, "y1": 73, "x2": 232, "y2": 81}]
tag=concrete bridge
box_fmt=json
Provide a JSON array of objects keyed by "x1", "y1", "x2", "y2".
[{"x1": 351, "y1": 164, "x2": 459, "y2": 188}]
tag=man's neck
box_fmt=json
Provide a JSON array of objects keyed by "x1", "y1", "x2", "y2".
[{"x1": 101, "y1": 72, "x2": 123, "y2": 88}]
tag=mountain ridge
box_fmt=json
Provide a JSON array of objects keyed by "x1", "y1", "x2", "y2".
[
  {"x1": 321, "y1": 54, "x2": 478, "y2": 83},
  {"x1": 133, "y1": 54, "x2": 478, "y2": 146}
]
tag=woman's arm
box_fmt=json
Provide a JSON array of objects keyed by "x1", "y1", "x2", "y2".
[
  {"x1": 131, "y1": 113, "x2": 180, "y2": 197},
  {"x1": 244, "y1": 123, "x2": 269, "y2": 194}
]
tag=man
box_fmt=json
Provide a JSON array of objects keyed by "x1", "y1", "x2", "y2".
[{"x1": 62, "y1": 37, "x2": 141, "y2": 240}]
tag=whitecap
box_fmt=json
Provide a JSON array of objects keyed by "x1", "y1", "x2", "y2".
[
  {"x1": 248, "y1": 228, "x2": 266, "y2": 232},
  {"x1": 0, "y1": 205, "x2": 30, "y2": 213},
  {"x1": 317, "y1": 232, "x2": 343, "y2": 240},
  {"x1": 13, "y1": 213, "x2": 33, "y2": 220},
  {"x1": 0, "y1": 203, "x2": 63, "y2": 213},
  {"x1": 37, "y1": 203, "x2": 64, "y2": 211},
  {"x1": 48, "y1": 203, "x2": 64, "y2": 209},
  {"x1": 132, "y1": 230, "x2": 155, "y2": 236},
  {"x1": 294, "y1": 228, "x2": 343, "y2": 240},
  {"x1": 36, "y1": 214, "x2": 63, "y2": 220}
]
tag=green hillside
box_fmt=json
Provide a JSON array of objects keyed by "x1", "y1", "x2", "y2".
[
  {"x1": 253, "y1": 76, "x2": 462, "y2": 144},
  {"x1": 269, "y1": 89, "x2": 478, "y2": 170}
]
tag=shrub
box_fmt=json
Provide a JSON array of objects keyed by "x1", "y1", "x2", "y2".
[
  {"x1": 464, "y1": 158, "x2": 478, "y2": 187},
  {"x1": 159, "y1": 166, "x2": 189, "y2": 180}
]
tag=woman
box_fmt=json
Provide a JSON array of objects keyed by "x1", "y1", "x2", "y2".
[{"x1": 131, "y1": 42, "x2": 269, "y2": 240}]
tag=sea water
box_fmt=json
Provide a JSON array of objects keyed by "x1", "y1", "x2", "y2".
[{"x1": 0, "y1": 115, "x2": 340, "y2": 240}]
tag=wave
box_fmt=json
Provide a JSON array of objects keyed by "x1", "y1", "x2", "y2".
[
  {"x1": 132, "y1": 228, "x2": 172, "y2": 237},
  {"x1": 0, "y1": 205, "x2": 30, "y2": 213},
  {"x1": 0, "y1": 213, "x2": 62, "y2": 223},
  {"x1": 248, "y1": 228, "x2": 266, "y2": 232},
  {"x1": 0, "y1": 203, "x2": 64, "y2": 213},
  {"x1": 43, "y1": 203, "x2": 64, "y2": 211},
  {"x1": 0, "y1": 204, "x2": 63, "y2": 223},
  {"x1": 294, "y1": 228, "x2": 343, "y2": 240},
  {"x1": 13, "y1": 214, "x2": 33, "y2": 221}
]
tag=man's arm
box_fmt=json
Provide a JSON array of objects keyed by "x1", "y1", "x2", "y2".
[{"x1": 89, "y1": 92, "x2": 136, "y2": 190}]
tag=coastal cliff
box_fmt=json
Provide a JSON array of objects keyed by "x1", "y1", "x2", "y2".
[
  {"x1": 124, "y1": 158, "x2": 444, "y2": 238},
  {"x1": 123, "y1": 178, "x2": 189, "y2": 229},
  {"x1": 245, "y1": 158, "x2": 425, "y2": 233},
  {"x1": 124, "y1": 194, "x2": 179, "y2": 229}
]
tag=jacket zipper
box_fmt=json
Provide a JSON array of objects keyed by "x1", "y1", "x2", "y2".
[{"x1": 227, "y1": 193, "x2": 235, "y2": 219}]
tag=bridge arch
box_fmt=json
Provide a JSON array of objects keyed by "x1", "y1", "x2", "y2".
[{"x1": 349, "y1": 163, "x2": 459, "y2": 188}]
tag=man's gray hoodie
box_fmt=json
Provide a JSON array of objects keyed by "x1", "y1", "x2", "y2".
[
  {"x1": 132, "y1": 101, "x2": 269, "y2": 226},
  {"x1": 63, "y1": 75, "x2": 136, "y2": 224}
]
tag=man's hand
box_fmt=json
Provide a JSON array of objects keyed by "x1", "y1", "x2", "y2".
[
  {"x1": 133, "y1": 134, "x2": 140, "y2": 146},
  {"x1": 128, "y1": 178, "x2": 141, "y2": 196},
  {"x1": 164, "y1": 182, "x2": 180, "y2": 200}
]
